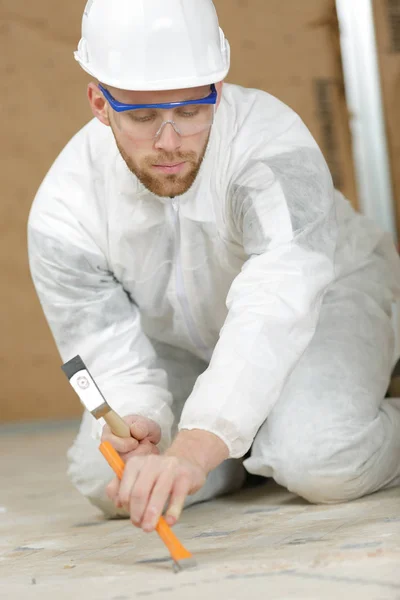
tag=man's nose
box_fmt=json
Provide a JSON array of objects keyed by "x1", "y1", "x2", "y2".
[{"x1": 154, "y1": 121, "x2": 182, "y2": 152}]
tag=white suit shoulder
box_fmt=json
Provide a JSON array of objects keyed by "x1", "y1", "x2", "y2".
[
  {"x1": 28, "y1": 119, "x2": 116, "y2": 252},
  {"x1": 221, "y1": 83, "x2": 314, "y2": 151}
]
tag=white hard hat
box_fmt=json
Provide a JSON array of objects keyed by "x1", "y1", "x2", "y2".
[{"x1": 74, "y1": 0, "x2": 230, "y2": 91}]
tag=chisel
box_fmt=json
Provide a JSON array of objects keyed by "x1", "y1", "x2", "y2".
[{"x1": 100, "y1": 440, "x2": 196, "y2": 572}]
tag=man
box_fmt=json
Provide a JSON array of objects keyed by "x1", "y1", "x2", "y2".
[{"x1": 29, "y1": 0, "x2": 400, "y2": 533}]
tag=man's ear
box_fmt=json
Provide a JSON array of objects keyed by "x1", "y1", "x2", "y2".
[
  {"x1": 215, "y1": 81, "x2": 224, "y2": 110},
  {"x1": 87, "y1": 82, "x2": 110, "y2": 126}
]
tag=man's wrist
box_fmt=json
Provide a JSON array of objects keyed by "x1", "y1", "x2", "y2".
[{"x1": 165, "y1": 429, "x2": 229, "y2": 473}]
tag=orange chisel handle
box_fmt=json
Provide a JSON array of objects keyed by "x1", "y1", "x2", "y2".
[{"x1": 99, "y1": 441, "x2": 193, "y2": 562}]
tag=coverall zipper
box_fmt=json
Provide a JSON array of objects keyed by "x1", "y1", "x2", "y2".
[{"x1": 170, "y1": 199, "x2": 211, "y2": 359}]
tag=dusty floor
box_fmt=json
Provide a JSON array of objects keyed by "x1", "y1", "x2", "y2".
[{"x1": 0, "y1": 422, "x2": 399, "y2": 599}]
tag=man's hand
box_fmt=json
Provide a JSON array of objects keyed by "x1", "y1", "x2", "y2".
[
  {"x1": 106, "y1": 454, "x2": 206, "y2": 532},
  {"x1": 101, "y1": 415, "x2": 161, "y2": 462},
  {"x1": 106, "y1": 429, "x2": 229, "y2": 532}
]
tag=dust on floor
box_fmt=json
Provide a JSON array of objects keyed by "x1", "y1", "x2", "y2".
[{"x1": 0, "y1": 423, "x2": 399, "y2": 599}]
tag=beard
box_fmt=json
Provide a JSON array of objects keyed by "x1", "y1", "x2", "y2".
[{"x1": 112, "y1": 129, "x2": 210, "y2": 198}]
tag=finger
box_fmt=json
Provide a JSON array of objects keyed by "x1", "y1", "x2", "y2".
[
  {"x1": 101, "y1": 425, "x2": 139, "y2": 454},
  {"x1": 120, "y1": 439, "x2": 160, "y2": 462},
  {"x1": 129, "y1": 417, "x2": 161, "y2": 444},
  {"x1": 106, "y1": 477, "x2": 122, "y2": 506},
  {"x1": 141, "y1": 468, "x2": 176, "y2": 532},
  {"x1": 128, "y1": 456, "x2": 161, "y2": 527},
  {"x1": 117, "y1": 459, "x2": 142, "y2": 510},
  {"x1": 164, "y1": 476, "x2": 191, "y2": 526}
]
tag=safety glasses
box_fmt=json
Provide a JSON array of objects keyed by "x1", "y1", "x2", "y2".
[
  {"x1": 99, "y1": 84, "x2": 217, "y2": 140},
  {"x1": 98, "y1": 84, "x2": 217, "y2": 112}
]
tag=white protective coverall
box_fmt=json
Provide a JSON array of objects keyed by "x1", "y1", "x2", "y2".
[{"x1": 28, "y1": 84, "x2": 400, "y2": 515}]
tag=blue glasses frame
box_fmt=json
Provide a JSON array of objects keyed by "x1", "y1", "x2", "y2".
[{"x1": 98, "y1": 84, "x2": 217, "y2": 113}]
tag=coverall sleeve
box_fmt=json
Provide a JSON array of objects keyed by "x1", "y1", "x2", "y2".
[
  {"x1": 179, "y1": 116, "x2": 337, "y2": 458},
  {"x1": 28, "y1": 226, "x2": 174, "y2": 450}
]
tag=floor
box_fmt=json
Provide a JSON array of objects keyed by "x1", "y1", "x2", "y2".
[{"x1": 0, "y1": 422, "x2": 399, "y2": 600}]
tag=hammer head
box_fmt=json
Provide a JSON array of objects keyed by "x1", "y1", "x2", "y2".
[{"x1": 61, "y1": 355, "x2": 110, "y2": 419}]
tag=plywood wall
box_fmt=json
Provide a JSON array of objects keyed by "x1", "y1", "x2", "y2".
[{"x1": 1, "y1": 1, "x2": 90, "y2": 422}]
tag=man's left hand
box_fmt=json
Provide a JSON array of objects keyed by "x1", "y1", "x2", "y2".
[{"x1": 106, "y1": 454, "x2": 207, "y2": 532}]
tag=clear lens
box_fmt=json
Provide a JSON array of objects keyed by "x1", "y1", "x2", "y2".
[{"x1": 114, "y1": 104, "x2": 215, "y2": 140}]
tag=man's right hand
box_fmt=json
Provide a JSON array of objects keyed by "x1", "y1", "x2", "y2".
[{"x1": 101, "y1": 415, "x2": 161, "y2": 462}]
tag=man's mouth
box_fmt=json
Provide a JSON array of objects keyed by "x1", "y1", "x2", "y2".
[{"x1": 152, "y1": 162, "x2": 187, "y2": 174}]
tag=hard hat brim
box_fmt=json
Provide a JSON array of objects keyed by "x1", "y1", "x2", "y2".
[{"x1": 74, "y1": 53, "x2": 230, "y2": 91}]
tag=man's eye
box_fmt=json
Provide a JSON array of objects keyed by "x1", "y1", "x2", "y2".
[
  {"x1": 127, "y1": 112, "x2": 155, "y2": 123},
  {"x1": 178, "y1": 109, "x2": 199, "y2": 118}
]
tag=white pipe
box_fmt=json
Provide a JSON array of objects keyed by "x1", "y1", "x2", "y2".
[{"x1": 336, "y1": 0, "x2": 397, "y2": 241}]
